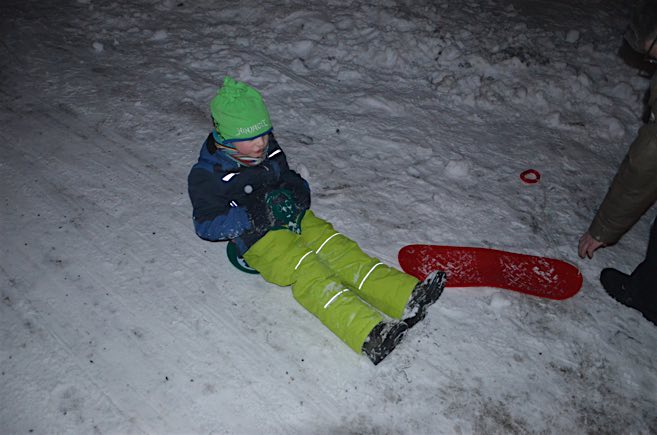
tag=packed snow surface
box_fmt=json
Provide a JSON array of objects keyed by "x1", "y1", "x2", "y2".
[{"x1": 2, "y1": 0, "x2": 656, "y2": 433}]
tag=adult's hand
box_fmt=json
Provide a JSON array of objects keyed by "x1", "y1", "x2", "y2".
[{"x1": 578, "y1": 232, "x2": 605, "y2": 259}]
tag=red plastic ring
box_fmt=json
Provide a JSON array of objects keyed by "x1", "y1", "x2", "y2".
[{"x1": 520, "y1": 169, "x2": 541, "y2": 184}]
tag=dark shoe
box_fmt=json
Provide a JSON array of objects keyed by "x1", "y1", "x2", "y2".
[
  {"x1": 362, "y1": 320, "x2": 408, "y2": 365},
  {"x1": 402, "y1": 270, "x2": 447, "y2": 328},
  {"x1": 601, "y1": 268, "x2": 657, "y2": 326}
]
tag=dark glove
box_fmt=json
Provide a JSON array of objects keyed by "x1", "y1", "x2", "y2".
[
  {"x1": 291, "y1": 181, "x2": 310, "y2": 211},
  {"x1": 265, "y1": 188, "x2": 304, "y2": 233},
  {"x1": 244, "y1": 198, "x2": 274, "y2": 239},
  {"x1": 280, "y1": 171, "x2": 311, "y2": 212}
]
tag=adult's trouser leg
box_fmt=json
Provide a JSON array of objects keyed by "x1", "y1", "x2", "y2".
[{"x1": 629, "y1": 214, "x2": 657, "y2": 303}]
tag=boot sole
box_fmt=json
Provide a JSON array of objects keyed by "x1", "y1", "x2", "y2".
[
  {"x1": 366, "y1": 323, "x2": 409, "y2": 365},
  {"x1": 404, "y1": 271, "x2": 447, "y2": 328}
]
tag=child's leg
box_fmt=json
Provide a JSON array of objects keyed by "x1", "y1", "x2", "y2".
[
  {"x1": 299, "y1": 210, "x2": 419, "y2": 319},
  {"x1": 243, "y1": 229, "x2": 383, "y2": 353}
]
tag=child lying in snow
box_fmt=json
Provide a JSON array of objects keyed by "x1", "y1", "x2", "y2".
[{"x1": 187, "y1": 77, "x2": 446, "y2": 364}]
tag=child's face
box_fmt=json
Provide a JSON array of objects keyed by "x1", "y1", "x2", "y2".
[{"x1": 233, "y1": 134, "x2": 269, "y2": 158}]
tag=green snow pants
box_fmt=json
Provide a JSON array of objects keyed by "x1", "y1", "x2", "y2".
[{"x1": 243, "y1": 210, "x2": 419, "y2": 353}]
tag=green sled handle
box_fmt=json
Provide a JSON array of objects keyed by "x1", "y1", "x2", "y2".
[{"x1": 226, "y1": 242, "x2": 260, "y2": 274}]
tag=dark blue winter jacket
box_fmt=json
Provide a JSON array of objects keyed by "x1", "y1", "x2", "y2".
[{"x1": 188, "y1": 133, "x2": 310, "y2": 255}]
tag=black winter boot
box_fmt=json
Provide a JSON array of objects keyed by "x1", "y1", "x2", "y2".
[
  {"x1": 601, "y1": 268, "x2": 657, "y2": 326},
  {"x1": 362, "y1": 320, "x2": 408, "y2": 365},
  {"x1": 403, "y1": 270, "x2": 447, "y2": 328}
]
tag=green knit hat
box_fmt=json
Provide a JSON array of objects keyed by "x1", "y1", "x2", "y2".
[{"x1": 210, "y1": 77, "x2": 272, "y2": 142}]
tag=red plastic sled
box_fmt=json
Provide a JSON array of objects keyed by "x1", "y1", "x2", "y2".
[{"x1": 398, "y1": 245, "x2": 582, "y2": 300}]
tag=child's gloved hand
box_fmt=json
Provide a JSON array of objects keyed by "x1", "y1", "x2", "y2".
[
  {"x1": 245, "y1": 199, "x2": 274, "y2": 237},
  {"x1": 265, "y1": 189, "x2": 304, "y2": 233},
  {"x1": 290, "y1": 182, "x2": 310, "y2": 211},
  {"x1": 279, "y1": 171, "x2": 311, "y2": 212}
]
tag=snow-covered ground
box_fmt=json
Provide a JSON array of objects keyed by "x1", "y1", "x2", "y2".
[{"x1": 2, "y1": 0, "x2": 656, "y2": 433}]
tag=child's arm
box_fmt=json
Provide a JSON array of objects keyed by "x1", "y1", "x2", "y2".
[
  {"x1": 188, "y1": 168, "x2": 258, "y2": 241},
  {"x1": 193, "y1": 207, "x2": 253, "y2": 241},
  {"x1": 268, "y1": 135, "x2": 311, "y2": 210}
]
